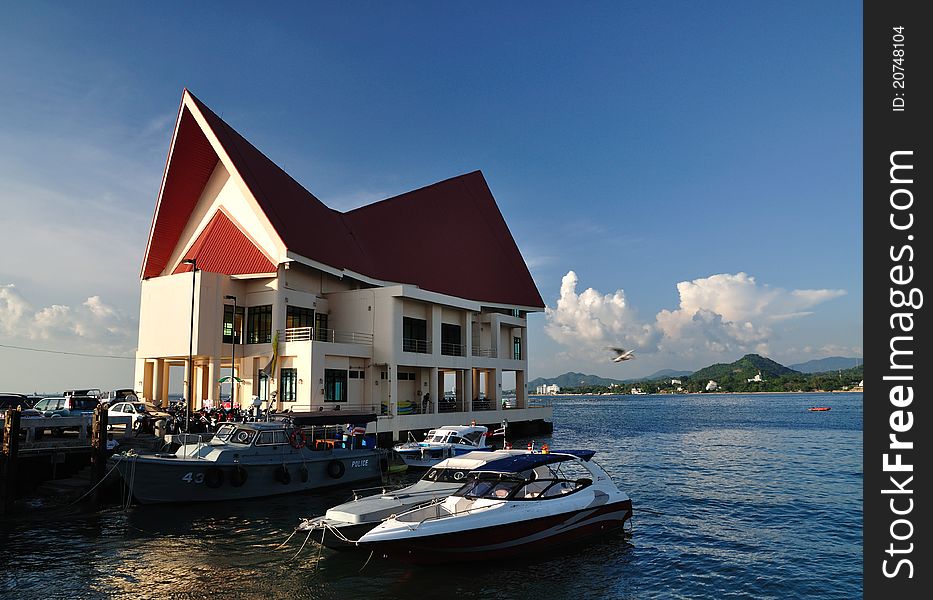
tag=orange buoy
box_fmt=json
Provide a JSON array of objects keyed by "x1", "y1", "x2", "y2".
[{"x1": 541, "y1": 443, "x2": 550, "y2": 454}]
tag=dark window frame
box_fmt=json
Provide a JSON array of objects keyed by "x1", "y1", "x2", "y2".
[
  {"x1": 247, "y1": 305, "x2": 273, "y2": 344},
  {"x1": 223, "y1": 305, "x2": 245, "y2": 344},
  {"x1": 324, "y1": 369, "x2": 348, "y2": 402},
  {"x1": 286, "y1": 306, "x2": 314, "y2": 330},
  {"x1": 280, "y1": 368, "x2": 298, "y2": 402}
]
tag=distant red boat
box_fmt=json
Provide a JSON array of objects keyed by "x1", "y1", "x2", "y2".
[{"x1": 808, "y1": 407, "x2": 831, "y2": 412}]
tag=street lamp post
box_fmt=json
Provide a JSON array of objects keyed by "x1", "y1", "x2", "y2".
[
  {"x1": 224, "y1": 294, "x2": 237, "y2": 411},
  {"x1": 182, "y1": 258, "x2": 197, "y2": 432}
]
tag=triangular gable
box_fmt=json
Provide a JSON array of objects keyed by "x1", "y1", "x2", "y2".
[
  {"x1": 172, "y1": 211, "x2": 276, "y2": 276},
  {"x1": 141, "y1": 103, "x2": 219, "y2": 279}
]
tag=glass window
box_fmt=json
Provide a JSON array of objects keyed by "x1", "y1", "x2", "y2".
[
  {"x1": 403, "y1": 317, "x2": 428, "y2": 353},
  {"x1": 258, "y1": 370, "x2": 269, "y2": 402},
  {"x1": 247, "y1": 305, "x2": 273, "y2": 344},
  {"x1": 280, "y1": 368, "x2": 297, "y2": 402},
  {"x1": 223, "y1": 305, "x2": 245, "y2": 344},
  {"x1": 286, "y1": 306, "x2": 313, "y2": 329},
  {"x1": 441, "y1": 323, "x2": 462, "y2": 356},
  {"x1": 513, "y1": 336, "x2": 522, "y2": 360},
  {"x1": 314, "y1": 312, "x2": 329, "y2": 341},
  {"x1": 324, "y1": 369, "x2": 347, "y2": 402}
]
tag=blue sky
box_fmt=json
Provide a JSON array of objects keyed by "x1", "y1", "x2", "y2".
[{"x1": 0, "y1": 2, "x2": 862, "y2": 391}]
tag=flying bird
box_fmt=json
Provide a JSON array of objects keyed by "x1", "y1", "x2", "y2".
[{"x1": 609, "y1": 347, "x2": 636, "y2": 362}]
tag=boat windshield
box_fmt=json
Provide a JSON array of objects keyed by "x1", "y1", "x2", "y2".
[
  {"x1": 422, "y1": 466, "x2": 472, "y2": 483},
  {"x1": 456, "y1": 475, "x2": 523, "y2": 500},
  {"x1": 213, "y1": 424, "x2": 255, "y2": 445}
]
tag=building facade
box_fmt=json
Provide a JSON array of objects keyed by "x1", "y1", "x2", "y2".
[{"x1": 134, "y1": 90, "x2": 549, "y2": 440}]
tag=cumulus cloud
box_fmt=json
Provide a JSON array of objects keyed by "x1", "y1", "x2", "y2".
[
  {"x1": 544, "y1": 271, "x2": 845, "y2": 361},
  {"x1": 0, "y1": 284, "x2": 137, "y2": 351},
  {"x1": 544, "y1": 271, "x2": 658, "y2": 360}
]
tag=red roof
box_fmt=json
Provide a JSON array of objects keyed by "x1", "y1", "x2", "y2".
[
  {"x1": 173, "y1": 211, "x2": 276, "y2": 276},
  {"x1": 142, "y1": 90, "x2": 544, "y2": 309}
]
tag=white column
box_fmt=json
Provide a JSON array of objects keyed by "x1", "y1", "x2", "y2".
[
  {"x1": 429, "y1": 367, "x2": 439, "y2": 413},
  {"x1": 463, "y1": 368, "x2": 473, "y2": 411}
]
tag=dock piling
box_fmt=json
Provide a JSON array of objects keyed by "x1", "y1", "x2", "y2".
[{"x1": 1, "y1": 408, "x2": 22, "y2": 514}]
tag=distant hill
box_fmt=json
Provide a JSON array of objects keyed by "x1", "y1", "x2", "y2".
[
  {"x1": 688, "y1": 354, "x2": 798, "y2": 382},
  {"x1": 789, "y1": 356, "x2": 862, "y2": 373},
  {"x1": 643, "y1": 369, "x2": 693, "y2": 380},
  {"x1": 528, "y1": 372, "x2": 628, "y2": 389}
]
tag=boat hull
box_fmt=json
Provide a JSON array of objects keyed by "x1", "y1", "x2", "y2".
[
  {"x1": 111, "y1": 449, "x2": 383, "y2": 504},
  {"x1": 397, "y1": 446, "x2": 493, "y2": 469},
  {"x1": 360, "y1": 498, "x2": 633, "y2": 563}
]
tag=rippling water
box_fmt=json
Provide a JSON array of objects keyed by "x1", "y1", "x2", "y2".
[{"x1": 0, "y1": 393, "x2": 862, "y2": 599}]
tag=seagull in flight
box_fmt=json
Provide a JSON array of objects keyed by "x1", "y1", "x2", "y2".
[{"x1": 609, "y1": 347, "x2": 636, "y2": 362}]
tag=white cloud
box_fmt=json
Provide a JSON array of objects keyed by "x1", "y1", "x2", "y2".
[
  {"x1": 543, "y1": 271, "x2": 658, "y2": 361},
  {"x1": 544, "y1": 270, "x2": 845, "y2": 362},
  {"x1": 0, "y1": 284, "x2": 137, "y2": 352},
  {"x1": 0, "y1": 284, "x2": 30, "y2": 336}
]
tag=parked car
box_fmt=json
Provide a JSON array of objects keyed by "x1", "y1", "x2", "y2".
[
  {"x1": 108, "y1": 401, "x2": 170, "y2": 431},
  {"x1": 100, "y1": 388, "x2": 138, "y2": 408},
  {"x1": 32, "y1": 396, "x2": 100, "y2": 435},
  {"x1": 63, "y1": 388, "x2": 102, "y2": 399},
  {"x1": 0, "y1": 393, "x2": 33, "y2": 411}
]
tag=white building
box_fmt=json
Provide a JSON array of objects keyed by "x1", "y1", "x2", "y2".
[
  {"x1": 535, "y1": 384, "x2": 560, "y2": 395},
  {"x1": 133, "y1": 90, "x2": 551, "y2": 440},
  {"x1": 746, "y1": 370, "x2": 764, "y2": 383},
  {"x1": 705, "y1": 380, "x2": 719, "y2": 392}
]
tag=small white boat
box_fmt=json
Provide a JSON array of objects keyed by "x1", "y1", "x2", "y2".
[
  {"x1": 297, "y1": 449, "x2": 527, "y2": 549},
  {"x1": 357, "y1": 449, "x2": 632, "y2": 563},
  {"x1": 394, "y1": 424, "x2": 493, "y2": 468}
]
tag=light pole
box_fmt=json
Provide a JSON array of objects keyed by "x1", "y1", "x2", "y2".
[
  {"x1": 224, "y1": 294, "x2": 237, "y2": 411},
  {"x1": 182, "y1": 258, "x2": 197, "y2": 432}
]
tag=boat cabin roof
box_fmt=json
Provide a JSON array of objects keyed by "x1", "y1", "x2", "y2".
[{"x1": 474, "y1": 450, "x2": 596, "y2": 474}]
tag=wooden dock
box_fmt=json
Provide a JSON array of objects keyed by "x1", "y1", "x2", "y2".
[{"x1": 0, "y1": 407, "x2": 135, "y2": 513}]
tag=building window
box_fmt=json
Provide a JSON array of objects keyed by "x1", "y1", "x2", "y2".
[
  {"x1": 247, "y1": 305, "x2": 273, "y2": 344},
  {"x1": 403, "y1": 317, "x2": 428, "y2": 353},
  {"x1": 258, "y1": 370, "x2": 269, "y2": 402},
  {"x1": 513, "y1": 336, "x2": 522, "y2": 360},
  {"x1": 398, "y1": 372, "x2": 416, "y2": 381},
  {"x1": 324, "y1": 369, "x2": 347, "y2": 402},
  {"x1": 314, "y1": 312, "x2": 329, "y2": 342},
  {"x1": 286, "y1": 306, "x2": 313, "y2": 329},
  {"x1": 280, "y1": 368, "x2": 297, "y2": 402},
  {"x1": 222, "y1": 305, "x2": 244, "y2": 344},
  {"x1": 441, "y1": 323, "x2": 462, "y2": 356},
  {"x1": 348, "y1": 370, "x2": 365, "y2": 379}
]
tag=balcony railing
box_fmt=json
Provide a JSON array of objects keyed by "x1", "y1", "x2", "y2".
[
  {"x1": 471, "y1": 347, "x2": 497, "y2": 358},
  {"x1": 402, "y1": 338, "x2": 431, "y2": 353},
  {"x1": 440, "y1": 342, "x2": 464, "y2": 356},
  {"x1": 282, "y1": 327, "x2": 373, "y2": 345}
]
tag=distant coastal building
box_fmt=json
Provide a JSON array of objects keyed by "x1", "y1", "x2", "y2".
[
  {"x1": 705, "y1": 380, "x2": 719, "y2": 392},
  {"x1": 535, "y1": 384, "x2": 560, "y2": 395},
  {"x1": 630, "y1": 387, "x2": 645, "y2": 395},
  {"x1": 746, "y1": 370, "x2": 765, "y2": 383},
  {"x1": 133, "y1": 89, "x2": 550, "y2": 440},
  {"x1": 670, "y1": 379, "x2": 682, "y2": 386}
]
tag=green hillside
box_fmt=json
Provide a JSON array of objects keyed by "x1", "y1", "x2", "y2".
[{"x1": 689, "y1": 354, "x2": 798, "y2": 382}]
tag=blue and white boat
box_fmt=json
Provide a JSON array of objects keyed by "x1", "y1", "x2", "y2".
[
  {"x1": 393, "y1": 424, "x2": 493, "y2": 468},
  {"x1": 357, "y1": 450, "x2": 632, "y2": 563}
]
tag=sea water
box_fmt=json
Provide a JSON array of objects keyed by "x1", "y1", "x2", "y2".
[{"x1": 0, "y1": 393, "x2": 862, "y2": 599}]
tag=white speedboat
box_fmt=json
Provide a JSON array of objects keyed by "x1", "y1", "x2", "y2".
[
  {"x1": 357, "y1": 450, "x2": 632, "y2": 563},
  {"x1": 297, "y1": 449, "x2": 527, "y2": 549},
  {"x1": 394, "y1": 424, "x2": 493, "y2": 468}
]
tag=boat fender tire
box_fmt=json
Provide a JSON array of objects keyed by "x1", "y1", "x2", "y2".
[
  {"x1": 326, "y1": 460, "x2": 345, "y2": 479},
  {"x1": 299, "y1": 465, "x2": 309, "y2": 483},
  {"x1": 289, "y1": 429, "x2": 307, "y2": 449},
  {"x1": 205, "y1": 467, "x2": 224, "y2": 488},
  {"x1": 229, "y1": 465, "x2": 248, "y2": 487},
  {"x1": 275, "y1": 465, "x2": 292, "y2": 485}
]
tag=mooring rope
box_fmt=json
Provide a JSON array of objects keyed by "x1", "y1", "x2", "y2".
[
  {"x1": 359, "y1": 550, "x2": 375, "y2": 573},
  {"x1": 292, "y1": 528, "x2": 313, "y2": 560},
  {"x1": 67, "y1": 454, "x2": 125, "y2": 506},
  {"x1": 275, "y1": 528, "x2": 299, "y2": 550}
]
